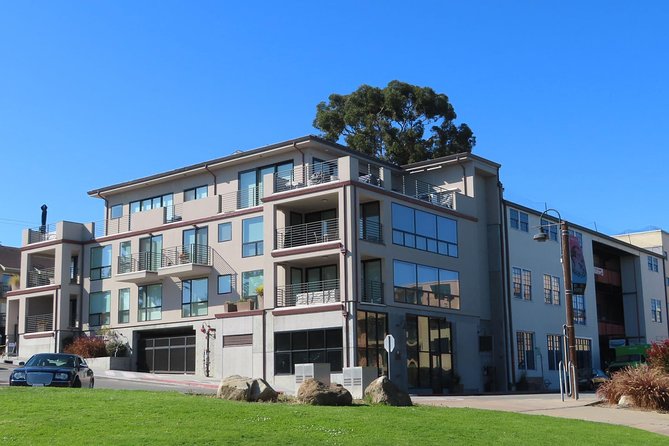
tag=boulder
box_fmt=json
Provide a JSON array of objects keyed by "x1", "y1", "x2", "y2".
[
  {"x1": 364, "y1": 376, "x2": 413, "y2": 406},
  {"x1": 216, "y1": 375, "x2": 278, "y2": 402},
  {"x1": 618, "y1": 395, "x2": 634, "y2": 408},
  {"x1": 297, "y1": 378, "x2": 353, "y2": 406}
]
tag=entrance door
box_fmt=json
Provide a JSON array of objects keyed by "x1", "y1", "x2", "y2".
[
  {"x1": 139, "y1": 235, "x2": 162, "y2": 270},
  {"x1": 182, "y1": 227, "x2": 208, "y2": 264}
]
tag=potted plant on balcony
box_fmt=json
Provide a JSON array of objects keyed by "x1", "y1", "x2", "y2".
[
  {"x1": 9, "y1": 274, "x2": 20, "y2": 291},
  {"x1": 223, "y1": 301, "x2": 237, "y2": 312},
  {"x1": 236, "y1": 297, "x2": 256, "y2": 312}
]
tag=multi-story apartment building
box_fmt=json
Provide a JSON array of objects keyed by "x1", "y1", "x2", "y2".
[
  {"x1": 504, "y1": 203, "x2": 668, "y2": 390},
  {"x1": 5, "y1": 136, "x2": 508, "y2": 394},
  {"x1": 0, "y1": 245, "x2": 20, "y2": 347}
]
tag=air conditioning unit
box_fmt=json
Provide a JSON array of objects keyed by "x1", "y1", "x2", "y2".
[
  {"x1": 295, "y1": 363, "x2": 331, "y2": 388},
  {"x1": 342, "y1": 367, "x2": 379, "y2": 399}
]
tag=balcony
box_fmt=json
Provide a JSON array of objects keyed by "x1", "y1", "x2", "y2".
[
  {"x1": 116, "y1": 252, "x2": 159, "y2": 284},
  {"x1": 359, "y1": 220, "x2": 383, "y2": 244},
  {"x1": 361, "y1": 280, "x2": 384, "y2": 304},
  {"x1": 276, "y1": 218, "x2": 339, "y2": 250},
  {"x1": 594, "y1": 267, "x2": 621, "y2": 287},
  {"x1": 222, "y1": 187, "x2": 261, "y2": 213},
  {"x1": 274, "y1": 160, "x2": 339, "y2": 193},
  {"x1": 27, "y1": 267, "x2": 55, "y2": 288},
  {"x1": 392, "y1": 177, "x2": 457, "y2": 210},
  {"x1": 157, "y1": 244, "x2": 213, "y2": 279},
  {"x1": 275, "y1": 279, "x2": 340, "y2": 307},
  {"x1": 27, "y1": 224, "x2": 58, "y2": 244},
  {"x1": 25, "y1": 313, "x2": 53, "y2": 333}
]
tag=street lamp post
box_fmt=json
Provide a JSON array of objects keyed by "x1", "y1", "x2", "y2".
[{"x1": 534, "y1": 210, "x2": 579, "y2": 400}]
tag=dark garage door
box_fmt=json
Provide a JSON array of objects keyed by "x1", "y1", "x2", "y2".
[{"x1": 139, "y1": 334, "x2": 196, "y2": 374}]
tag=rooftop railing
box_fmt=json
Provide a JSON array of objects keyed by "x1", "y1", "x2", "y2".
[
  {"x1": 276, "y1": 279, "x2": 340, "y2": 307},
  {"x1": 27, "y1": 267, "x2": 55, "y2": 288},
  {"x1": 276, "y1": 218, "x2": 339, "y2": 249},
  {"x1": 393, "y1": 177, "x2": 457, "y2": 210},
  {"x1": 274, "y1": 160, "x2": 339, "y2": 193},
  {"x1": 358, "y1": 162, "x2": 383, "y2": 188},
  {"x1": 27, "y1": 224, "x2": 57, "y2": 244}
]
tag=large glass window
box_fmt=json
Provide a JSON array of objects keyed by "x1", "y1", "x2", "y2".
[
  {"x1": 393, "y1": 260, "x2": 460, "y2": 310},
  {"x1": 651, "y1": 298, "x2": 662, "y2": 323},
  {"x1": 547, "y1": 334, "x2": 563, "y2": 371},
  {"x1": 89, "y1": 291, "x2": 110, "y2": 326},
  {"x1": 573, "y1": 295, "x2": 586, "y2": 325},
  {"x1": 110, "y1": 204, "x2": 123, "y2": 219},
  {"x1": 118, "y1": 288, "x2": 130, "y2": 324},
  {"x1": 130, "y1": 193, "x2": 173, "y2": 214},
  {"x1": 138, "y1": 284, "x2": 162, "y2": 321},
  {"x1": 184, "y1": 185, "x2": 208, "y2": 202},
  {"x1": 359, "y1": 202, "x2": 382, "y2": 243},
  {"x1": 274, "y1": 328, "x2": 342, "y2": 374},
  {"x1": 242, "y1": 216, "x2": 263, "y2": 257},
  {"x1": 357, "y1": 311, "x2": 387, "y2": 377},
  {"x1": 406, "y1": 315, "x2": 452, "y2": 390},
  {"x1": 516, "y1": 331, "x2": 535, "y2": 370},
  {"x1": 182, "y1": 278, "x2": 208, "y2": 317},
  {"x1": 242, "y1": 270, "x2": 263, "y2": 299},
  {"x1": 90, "y1": 245, "x2": 112, "y2": 280},
  {"x1": 391, "y1": 203, "x2": 457, "y2": 257},
  {"x1": 218, "y1": 274, "x2": 232, "y2": 294},
  {"x1": 239, "y1": 161, "x2": 293, "y2": 208}
]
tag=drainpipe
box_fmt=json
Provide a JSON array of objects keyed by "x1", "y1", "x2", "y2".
[
  {"x1": 54, "y1": 288, "x2": 60, "y2": 353},
  {"x1": 204, "y1": 164, "x2": 217, "y2": 195},
  {"x1": 342, "y1": 185, "x2": 350, "y2": 368},
  {"x1": 96, "y1": 192, "x2": 109, "y2": 236},
  {"x1": 455, "y1": 155, "x2": 468, "y2": 196},
  {"x1": 500, "y1": 187, "x2": 515, "y2": 390},
  {"x1": 293, "y1": 142, "x2": 306, "y2": 183},
  {"x1": 662, "y1": 251, "x2": 669, "y2": 338}
]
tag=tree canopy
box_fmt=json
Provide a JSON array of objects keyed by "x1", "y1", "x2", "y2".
[{"x1": 313, "y1": 81, "x2": 475, "y2": 165}]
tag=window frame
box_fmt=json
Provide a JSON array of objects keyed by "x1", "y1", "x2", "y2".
[
  {"x1": 138, "y1": 284, "x2": 162, "y2": 322},
  {"x1": 90, "y1": 245, "x2": 112, "y2": 280},
  {"x1": 392, "y1": 259, "x2": 460, "y2": 310},
  {"x1": 391, "y1": 202, "x2": 458, "y2": 257},
  {"x1": 182, "y1": 277, "x2": 209, "y2": 317},
  {"x1": 651, "y1": 298, "x2": 663, "y2": 323},
  {"x1": 118, "y1": 288, "x2": 130, "y2": 324},
  {"x1": 184, "y1": 185, "x2": 208, "y2": 202},
  {"x1": 573, "y1": 294, "x2": 586, "y2": 325},
  {"x1": 274, "y1": 328, "x2": 343, "y2": 375},
  {"x1": 110, "y1": 204, "x2": 123, "y2": 219},
  {"x1": 516, "y1": 331, "x2": 535, "y2": 370},
  {"x1": 218, "y1": 222, "x2": 232, "y2": 242},
  {"x1": 242, "y1": 216, "x2": 264, "y2": 257},
  {"x1": 89, "y1": 291, "x2": 111, "y2": 327},
  {"x1": 242, "y1": 270, "x2": 263, "y2": 299},
  {"x1": 543, "y1": 274, "x2": 560, "y2": 305},
  {"x1": 218, "y1": 274, "x2": 232, "y2": 294}
]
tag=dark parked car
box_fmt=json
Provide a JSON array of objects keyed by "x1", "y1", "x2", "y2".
[
  {"x1": 9, "y1": 353, "x2": 94, "y2": 388},
  {"x1": 578, "y1": 368, "x2": 609, "y2": 391}
]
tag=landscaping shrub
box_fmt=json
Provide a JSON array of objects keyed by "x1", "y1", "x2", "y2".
[
  {"x1": 646, "y1": 339, "x2": 669, "y2": 374},
  {"x1": 64, "y1": 336, "x2": 107, "y2": 358},
  {"x1": 597, "y1": 365, "x2": 669, "y2": 411}
]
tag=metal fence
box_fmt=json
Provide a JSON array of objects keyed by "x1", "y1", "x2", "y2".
[
  {"x1": 118, "y1": 252, "x2": 161, "y2": 274},
  {"x1": 161, "y1": 244, "x2": 212, "y2": 267},
  {"x1": 27, "y1": 224, "x2": 57, "y2": 244},
  {"x1": 27, "y1": 267, "x2": 55, "y2": 288},
  {"x1": 361, "y1": 280, "x2": 384, "y2": 304},
  {"x1": 392, "y1": 177, "x2": 456, "y2": 210},
  {"x1": 25, "y1": 313, "x2": 53, "y2": 333},
  {"x1": 276, "y1": 218, "x2": 339, "y2": 249},
  {"x1": 276, "y1": 279, "x2": 341, "y2": 307},
  {"x1": 359, "y1": 219, "x2": 383, "y2": 244},
  {"x1": 274, "y1": 159, "x2": 339, "y2": 193}
]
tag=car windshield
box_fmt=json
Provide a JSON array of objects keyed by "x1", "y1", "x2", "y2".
[{"x1": 25, "y1": 354, "x2": 76, "y2": 368}]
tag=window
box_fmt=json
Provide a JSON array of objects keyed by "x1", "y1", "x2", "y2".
[
  {"x1": 239, "y1": 161, "x2": 294, "y2": 208},
  {"x1": 90, "y1": 245, "x2": 112, "y2": 280},
  {"x1": 651, "y1": 298, "x2": 663, "y2": 323},
  {"x1": 218, "y1": 274, "x2": 232, "y2": 294},
  {"x1": 118, "y1": 288, "x2": 130, "y2": 324},
  {"x1": 393, "y1": 260, "x2": 460, "y2": 310},
  {"x1": 648, "y1": 256, "x2": 659, "y2": 272},
  {"x1": 543, "y1": 274, "x2": 560, "y2": 305},
  {"x1": 357, "y1": 310, "x2": 388, "y2": 377},
  {"x1": 274, "y1": 328, "x2": 342, "y2": 374},
  {"x1": 242, "y1": 216, "x2": 263, "y2": 257},
  {"x1": 568, "y1": 229, "x2": 583, "y2": 247},
  {"x1": 576, "y1": 338, "x2": 592, "y2": 371},
  {"x1": 182, "y1": 278, "x2": 208, "y2": 317},
  {"x1": 547, "y1": 334, "x2": 563, "y2": 371},
  {"x1": 138, "y1": 284, "x2": 162, "y2": 321},
  {"x1": 184, "y1": 185, "x2": 208, "y2": 202},
  {"x1": 130, "y1": 193, "x2": 173, "y2": 214},
  {"x1": 512, "y1": 267, "x2": 532, "y2": 300},
  {"x1": 391, "y1": 203, "x2": 458, "y2": 257},
  {"x1": 110, "y1": 204, "x2": 123, "y2": 219},
  {"x1": 89, "y1": 291, "x2": 110, "y2": 326},
  {"x1": 510, "y1": 209, "x2": 528, "y2": 232},
  {"x1": 540, "y1": 218, "x2": 558, "y2": 241},
  {"x1": 119, "y1": 241, "x2": 132, "y2": 274},
  {"x1": 516, "y1": 331, "x2": 535, "y2": 370},
  {"x1": 242, "y1": 270, "x2": 263, "y2": 299},
  {"x1": 573, "y1": 295, "x2": 586, "y2": 325},
  {"x1": 218, "y1": 222, "x2": 232, "y2": 242},
  {"x1": 406, "y1": 315, "x2": 452, "y2": 389}
]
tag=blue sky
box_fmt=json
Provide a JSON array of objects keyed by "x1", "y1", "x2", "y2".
[{"x1": 1, "y1": 1, "x2": 668, "y2": 247}]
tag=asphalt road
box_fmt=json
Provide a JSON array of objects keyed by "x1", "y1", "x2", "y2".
[{"x1": 0, "y1": 364, "x2": 215, "y2": 393}]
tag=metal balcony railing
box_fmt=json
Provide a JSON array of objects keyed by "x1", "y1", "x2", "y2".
[
  {"x1": 27, "y1": 267, "x2": 55, "y2": 288},
  {"x1": 118, "y1": 252, "x2": 161, "y2": 274},
  {"x1": 274, "y1": 159, "x2": 339, "y2": 193},
  {"x1": 393, "y1": 177, "x2": 456, "y2": 210},
  {"x1": 276, "y1": 279, "x2": 340, "y2": 307},
  {"x1": 161, "y1": 244, "x2": 212, "y2": 267},
  {"x1": 94, "y1": 215, "x2": 131, "y2": 238},
  {"x1": 359, "y1": 219, "x2": 383, "y2": 244},
  {"x1": 361, "y1": 280, "x2": 384, "y2": 304},
  {"x1": 27, "y1": 223, "x2": 57, "y2": 244},
  {"x1": 220, "y1": 187, "x2": 261, "y2": 213},
  {"x1": 25, "y1": 313, "x2": 53, "y2": 333},
  {"x1": 276, "y1": 218, "x2": 339, "y2": 249},
  {"x1": 358, "y1": 162, "x2": 383, "y2": 187}
]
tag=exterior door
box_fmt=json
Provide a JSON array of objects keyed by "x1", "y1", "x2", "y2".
[
  {"x1": 183, "y1": 227, "x2": 208, "y2": 263},
  {"x1": 139, "y1": 235, "x2": 162, "y2": 271}
]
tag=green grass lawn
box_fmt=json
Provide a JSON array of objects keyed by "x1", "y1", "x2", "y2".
[{"x1": 1, "y1": 388, "x2": 666, "y2": 445}]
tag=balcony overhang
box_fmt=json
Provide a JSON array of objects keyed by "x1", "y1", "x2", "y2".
[
  {"x1": 157, "y1": 263, "x2": 212, "y2": 279},
  {"x1": 116, "y1": 270, "x2": 159, "y2": 284},
  {"x1": 271, "y1": 241, "x2": 343, "y2": 258}
]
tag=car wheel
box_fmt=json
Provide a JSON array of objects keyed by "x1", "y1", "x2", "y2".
[
  {"x1": 89, "y1": 378, "x2": 95, "y2": 389},
  {"x1": 73, "y1": 378, "x2": 82, "y2": 388},
  {"x1": 587, "y1": 381, "x2": 594, "y2": 391}
]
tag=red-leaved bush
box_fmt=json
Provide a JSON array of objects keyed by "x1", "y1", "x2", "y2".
[
  {"x1": 647, "y1": 339, "x2": 669, "y2": 374},
  {"x1": 597, "y1": 365, "x2": 669, "y2": 411},
  {"x1": 63, "y1": 336, "x2": 107, "y2": 358}
]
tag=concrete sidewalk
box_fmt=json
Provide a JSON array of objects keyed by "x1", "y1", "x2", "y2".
[{"x1": 413, "y1": 393, "x2": 669, "y2": 437}]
